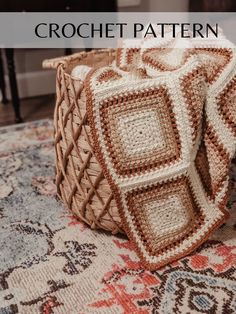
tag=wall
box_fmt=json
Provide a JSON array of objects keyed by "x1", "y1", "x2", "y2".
[
  {"x1": 120, "y1": 0, "x2": 149, "y2": 11},
  {"x1": 3, "y1": 49, "x2": 64, "y2": 99},
  {"x1": 149, "y1": 0, "x2": 189, "y2": 11}
]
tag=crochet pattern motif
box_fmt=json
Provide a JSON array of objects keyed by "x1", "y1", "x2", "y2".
[{"x1": 85, "y1": 46, "x2": 236, "y2": 269}]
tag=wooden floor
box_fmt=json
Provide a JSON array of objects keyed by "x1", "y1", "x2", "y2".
[{"x1": 0, "y1": 95, "x2": 55, "y2": 127}]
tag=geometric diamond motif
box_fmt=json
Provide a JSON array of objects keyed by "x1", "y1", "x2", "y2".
[
  {"x1": 100, "y1": 86, "x2": 181, "y2": 176},
  {"x1": 196, "y1": 48, "x2": 232, "y2": 84},
  {"x1": 117, "y1": 109, "x2": 166, "y2": 155},
  {"x1": 126, "y1": 175, "x2": 203, "y2": 255}
]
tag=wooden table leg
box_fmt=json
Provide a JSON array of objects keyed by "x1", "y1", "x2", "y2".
[
  {"x1": 0, "y1": 50, "x2": 8, "y2": 104},
  {"x1": 65, "y1": 48, "x2": 72, "y2": 55},
  {"x1": 5, "y1": 48, "x2": 23, "y2": 123}
]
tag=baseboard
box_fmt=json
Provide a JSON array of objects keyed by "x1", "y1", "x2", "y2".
[{"x1": 4, "y1": 70, "x2": 56, "y2": 100}]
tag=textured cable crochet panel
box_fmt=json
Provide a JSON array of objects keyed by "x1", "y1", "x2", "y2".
[{"x1": 85, "y1": 45, "x2": 236, "y2": 269}]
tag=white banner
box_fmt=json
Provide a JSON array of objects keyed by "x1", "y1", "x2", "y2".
[{"x1": 0, "y1": 12, "x2": 235, "y2": 48}]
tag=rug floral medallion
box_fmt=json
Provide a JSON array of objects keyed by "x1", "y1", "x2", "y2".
[{"x1": 0, "y1": 119, "x2": 235, "y2": 314}]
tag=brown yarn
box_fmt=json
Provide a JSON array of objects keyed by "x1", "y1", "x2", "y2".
[{"x1": 43, "y1": 49, "x2": 123, "y2": 234}]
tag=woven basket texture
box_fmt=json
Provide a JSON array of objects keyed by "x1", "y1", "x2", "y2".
[{"x1": 43, "y1": 49, "x2": 123, "y2": 234}]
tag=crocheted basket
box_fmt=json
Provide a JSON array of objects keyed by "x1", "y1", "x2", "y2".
[{"x1": 43, "y1": 49, "x2": 123, "y2": 234}]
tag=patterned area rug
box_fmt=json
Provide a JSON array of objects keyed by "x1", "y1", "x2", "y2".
[{"x1": 0, "y1": 119, "x2": 235, "y2": 314}]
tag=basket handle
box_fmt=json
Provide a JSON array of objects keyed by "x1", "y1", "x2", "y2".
[
  {"x1": 42, "y1": 49, "x2": 116, "y2": 69},
  {"x1": 42, "y1": 52, "x2": 84, "y2": 69}
]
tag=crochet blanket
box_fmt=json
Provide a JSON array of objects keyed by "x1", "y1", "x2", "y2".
[{"x1": 85, "y1": 41, "x2": 236, "y2": 269}]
